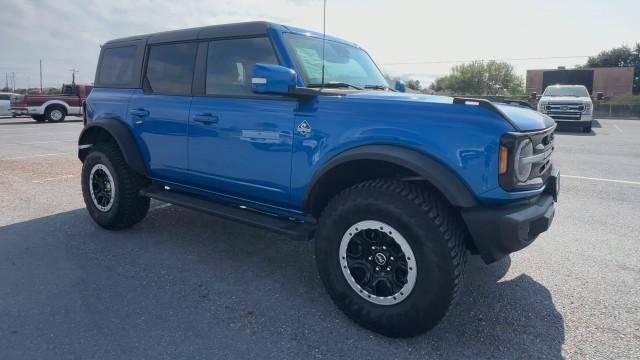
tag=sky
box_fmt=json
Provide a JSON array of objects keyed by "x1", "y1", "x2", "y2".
[{"x1": 1, "y1": 0, "x2": 639, "y2": 89}]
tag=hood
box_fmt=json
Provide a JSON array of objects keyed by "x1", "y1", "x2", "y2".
[
  {"x1": 343, "y1": 91, "x2": 554, "y2": 131},
  {"x1": 540, "y1": 95, "x2": 592, "y2": 103}
]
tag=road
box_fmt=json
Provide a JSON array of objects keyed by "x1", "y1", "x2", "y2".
[{"x1": 0, "y1": 116, "x2": 638, "y2": 359}]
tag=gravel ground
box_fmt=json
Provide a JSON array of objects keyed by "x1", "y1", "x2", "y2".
[{"x1": 0, "y1": 116, "x2": 638, "y2": 359}]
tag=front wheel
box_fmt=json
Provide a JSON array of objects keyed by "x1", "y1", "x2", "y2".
[
  {"x1": 45, "y1": 106, "x2": 66, "y2": 122},
  {"x1": 315, "y1": 179, "x2": 467, "y2": 337},
  {"x1": 81, "y1": 143, "x2": 150, "y2": 229}
]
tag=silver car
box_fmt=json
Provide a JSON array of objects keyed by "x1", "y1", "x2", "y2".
[{"x1": 0, "y1": 92, "x2": 16, "y2": 116}]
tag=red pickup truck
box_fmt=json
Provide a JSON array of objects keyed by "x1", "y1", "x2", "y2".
[{"x1": 10, "y1": 84, "x2": 93, "y2": 122}]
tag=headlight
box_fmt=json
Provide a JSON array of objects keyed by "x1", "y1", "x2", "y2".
[
  {"x1": 514, "y1": 139, "x2": 533, "y2": 182},
  {"x1": 537, "y1": 101, "x2": 546, "y2": 112},
  {"x1": 584, "y1": 102, "x2": 592, "y2": 113},
  {"x1": 499, "y1": 131, "x2": 552, "y2": 191}
]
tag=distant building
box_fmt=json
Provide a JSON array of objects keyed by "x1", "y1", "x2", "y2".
[{"x1": 526, "y1": 67, "x2": 634, "y2": 96}]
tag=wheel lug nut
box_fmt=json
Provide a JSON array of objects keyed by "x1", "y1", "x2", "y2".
[
  {"x1": 375, "y1": 266, "x2": 380, "y2": 271},
  {"x1": 387, "y1": 266, "x2": 391, "y2": 271},
  {"x1": 382, "y1": 246, "x2": 386, "y2": 250},
  {"x1": 368, "y1": 256, "x2": 373, "y2": 260},
  {"x1": 390, "y1": 256, "x2": 394, "y2": 261}
]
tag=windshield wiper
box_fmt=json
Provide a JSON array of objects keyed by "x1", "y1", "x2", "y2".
[
  {"x1": 308, "y1": 82, "x2": 364, "y2": 90},
  {"x1": 363, "y1": 85, "x2": 396, "y2": 92}
]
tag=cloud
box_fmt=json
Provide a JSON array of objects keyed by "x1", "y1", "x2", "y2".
[
  {"x1": 1, "y1": 0, "x2": 638, "y2": 89},
  {"x1": 0, "y1": 0, "x2": 325, "y2": 88}
]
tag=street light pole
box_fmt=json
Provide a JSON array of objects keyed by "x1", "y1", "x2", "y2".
[{"x1": 40, "y1": 59, "x2": 43, "y2": 94}]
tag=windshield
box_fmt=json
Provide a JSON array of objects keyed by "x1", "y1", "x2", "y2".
[
  {"x1": 284, "y1": 33, "x2": 388, "y2": 88},
  {"x1": 543, "y1": 86, "x2": 589, "y2": 97}
]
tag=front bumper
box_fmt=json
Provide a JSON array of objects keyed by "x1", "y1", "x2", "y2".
[
  {"x1": 541, "y1": 111, "x2": 593, "y2": 122},
  {"x1": 10, "y1": 107, "x2": 29, "y2": 115},
  {"x1": 462, "y1": 168, "x2": 559, "y2": 263}
]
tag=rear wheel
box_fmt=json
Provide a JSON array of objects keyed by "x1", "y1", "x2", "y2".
[
  {"x1": 315, "y1": 179, "x2": 467, "y2": 337},
  {"x1": 45, "y1": 106, "x2": 66, "y2": 122},
  {"x1": 81, "y1": 143, "x2": 150, "y2": 229}
]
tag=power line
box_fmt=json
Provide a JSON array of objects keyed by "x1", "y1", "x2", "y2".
[{"x1": 381, "y1": 55, "x2": 592, "y2": 66}]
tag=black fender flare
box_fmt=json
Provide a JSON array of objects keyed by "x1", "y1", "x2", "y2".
[
  {"x1": 304, "y1": 145, "x2": 478, "y2": 211},
  {"x1": 78, "y1": 118, "x2": 148, "y2": 176}
]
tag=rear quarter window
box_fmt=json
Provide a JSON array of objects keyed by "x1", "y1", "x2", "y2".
[{"x1": 97, "y1": 45, "x2": 138, "y2": 86}]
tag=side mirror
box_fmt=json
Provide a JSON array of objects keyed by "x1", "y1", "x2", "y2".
[
  {"x1": 530, "y1": 92, "x2": 537, "y2": 100},
  {"x1": 252, "y1": 64, "x2": 297, "y2": 95},
  {"x1": 394, "y1": 80, "x2": 406, "y2": 93}
]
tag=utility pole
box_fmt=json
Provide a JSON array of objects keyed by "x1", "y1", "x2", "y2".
[
  {"x1": 69, "y1": 69, "x2": 79, "y2": 86},
  {"x1": 39, "y1": 59, "x2": 43, "y2": 94},
  {"x1": 4, "y1": 72, "x2": 7, "y2": 91}
]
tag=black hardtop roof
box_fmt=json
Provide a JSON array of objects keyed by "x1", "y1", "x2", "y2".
[{"x1": 103, "y1": 21, "x2": 274, "y2": 46}]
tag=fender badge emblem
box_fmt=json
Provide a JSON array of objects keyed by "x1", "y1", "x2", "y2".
[{"x1": 297, "y1": 120, "x2": 312, "y2": 135}]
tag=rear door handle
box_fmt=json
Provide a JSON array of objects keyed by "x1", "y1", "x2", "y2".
[
  {"x1": 129, "y1": 108, "x2": 150, "y2": 117},
  {"x1": 193, "y1": 113, "x2": 219, "y2": 125}
]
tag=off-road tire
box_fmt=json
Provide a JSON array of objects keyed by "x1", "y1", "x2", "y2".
[
  {"x1": 45, "y1": 105, "x2": 66, "y2": 122},
  {"x1": 81, "y1": 143, "x2": 150, "y2": 230},
  {"x1": 583, "y1": 122, "x2": 592, "y2": 133},
  {"x1": 31, "y1": 115, "x2": 46, "y2": 122},
  {"x1": 315, "y1": 179, "x2": 467, "y2": 337}
]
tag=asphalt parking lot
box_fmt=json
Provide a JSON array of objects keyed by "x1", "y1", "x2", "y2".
[{"x1": 0, "y1": 116, "x2": 638, "y2": 359}]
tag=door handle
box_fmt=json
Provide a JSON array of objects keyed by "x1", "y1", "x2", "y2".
[
  {"x1": 193, "y1": 113, "x2": 219, "y2": 125},
  {"x1": 129, "y1": 108, "x2": 150, "y2": 117}
]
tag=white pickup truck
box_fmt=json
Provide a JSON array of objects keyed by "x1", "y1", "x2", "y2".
[{"x1": 537, "y1": 85, "x2": 594, "y2": 132}]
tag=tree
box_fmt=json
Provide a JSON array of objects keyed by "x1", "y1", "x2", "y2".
[
  {"x1": 405, "y1": 79, "x2": 422, "y2": 91},
  {"x1": 45, "y1": 87, "x2": 61, "y2": 94},
  {"x1": 430, "y1": 60, "x2": 524, "y2": 96},
  {"x1": 383, "y1": 74, "x2": 422, "y2": 91},
  {"x1": 584, "y1": 43, "x2": 640, "y2": 94}
]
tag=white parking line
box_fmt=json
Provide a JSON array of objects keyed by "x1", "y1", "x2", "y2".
[
  {"x1": 19, "y1": 140, "x2": 76, "y2": 145},
  {"x1": 561, "y1": 174, "x2": 640, "y2": 186},
  {"x1": 151, "y1": 203, "x2": 173, "y2": 211},
  {"x1": 613, "y1": 124, "x2": 623, "y2": 133},
  {"x1": 0, "y1": 152, "x2": 76, "y2": 161},
  {"x1": 32, "y1": 174, "x2": 78, "y2": 183}
]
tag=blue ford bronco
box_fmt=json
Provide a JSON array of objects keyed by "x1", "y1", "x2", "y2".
[{"x1": 79, "y1": 22, "x2": 559, "y2": 337}]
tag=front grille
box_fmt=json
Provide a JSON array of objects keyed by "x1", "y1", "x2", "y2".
[
  {"x1": 544, "y1": 102, "x2": 583, "y2": 120},
  {"x1": 528, "y1": 127, "x2": 555, "y2": 182}
]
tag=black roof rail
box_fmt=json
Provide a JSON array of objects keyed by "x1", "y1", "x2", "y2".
[
  {"x1": 500, "y1": 99, "x2": 535, "y2": 110},
  {"x1": 452, "y1": 97, "x2": 520, "y2": 131}
]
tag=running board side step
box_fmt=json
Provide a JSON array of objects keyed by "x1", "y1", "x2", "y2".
[{"x1": 140, "y1": 185, "x2": 315, "y2": 241}]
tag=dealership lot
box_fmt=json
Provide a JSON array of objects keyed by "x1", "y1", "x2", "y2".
[{"x1": 0, "y1": 117, "x2": 638, "y2": 359}]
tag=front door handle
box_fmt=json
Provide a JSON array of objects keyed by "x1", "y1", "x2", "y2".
[
  {"x1": 129, "y1": 108, "x2": 150, "y2": 117},
  {"x1": 193, "y1": 113, "x2": 219, "y2": 125}
]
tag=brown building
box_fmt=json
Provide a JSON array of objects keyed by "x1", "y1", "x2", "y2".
[{"x1": 526, "y1": 67, "x2": 634, "y2": 96}]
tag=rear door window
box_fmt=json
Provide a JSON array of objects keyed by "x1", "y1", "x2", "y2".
[
  {"x1": 143, "y1": 42, "x2": 198, "y2": 96},
  {"x1": 97, "y1": 46, "x2": 138, "y2": 86}
]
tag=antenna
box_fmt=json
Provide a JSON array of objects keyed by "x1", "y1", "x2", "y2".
[{"x1": 320, "y1": 0, "x2": 327, "y2": 89}]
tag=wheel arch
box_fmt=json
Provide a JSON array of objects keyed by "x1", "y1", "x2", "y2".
[
  {"x1": 303, "y1": 145, "x2": 478, "y2": 217},
  {"x1": 78, "y1": 119, "x2": 148, "y2": 176},
  {"x1": 42, "y1": 100, "x2": 70, "y2": 114}
]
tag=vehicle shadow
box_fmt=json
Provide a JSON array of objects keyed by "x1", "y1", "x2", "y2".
[
  {"x1": 555, "y1": 120, "x2": 600, "y2": 136},
  {"x1": 0, "y1": 206, "x2": 565, "y2": 359},
  {"x1": 0, "y1": 119, "x2": 83, "y2": 125}
]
